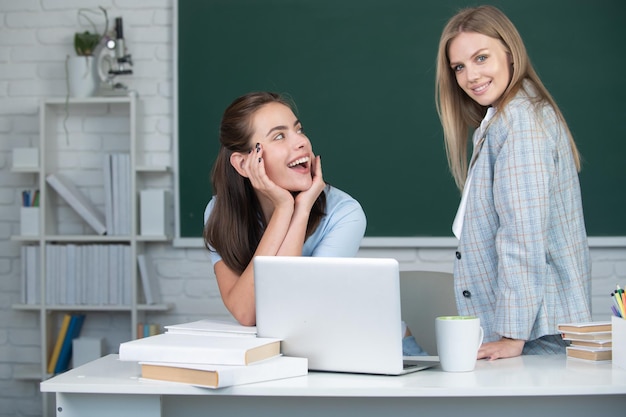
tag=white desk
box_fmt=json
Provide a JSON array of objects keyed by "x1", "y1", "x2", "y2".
[{"x1": 41, "y1": 354, "x2": 626, "y2": 417}]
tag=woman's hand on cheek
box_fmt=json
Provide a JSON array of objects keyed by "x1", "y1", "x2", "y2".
[
  {"x1": 295, "y1": 154, "x2": 326, "y2": 210},
  {"x1": 245, "y1": 144, "x2": 293, "y2": 207}
]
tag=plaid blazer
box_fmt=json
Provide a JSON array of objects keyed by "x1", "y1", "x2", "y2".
[{"x1": 454, "y1": 86, "x2": 591, "y2": 343}]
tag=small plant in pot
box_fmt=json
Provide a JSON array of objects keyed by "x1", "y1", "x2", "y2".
[
  {"x1": 66, "y1": 7, "x2": 108, "y2": 98},
  {"x1": 74, "y1": 31, "x2": 102, "y2": 57}
]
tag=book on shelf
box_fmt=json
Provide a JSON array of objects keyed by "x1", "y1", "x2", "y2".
[
  {"x1": 46, "y1": 173, "x2": 107, "y2": 235},
  {"x1": 41, "y1": 243, "x2": 130, "y2": 306},
  {"x1": 558, "y1": 321, "x2": 612, "y2": 333},
  {"x1": 137, "y1": 323, "x2": 162, "y2": 339},
  {"x1": 47, "y1": 313, "x2": 72, "y2": 374},
  {"x1": 164, "y1": 318, "x2": 256, "y2": 338},
  {"x1": 21, "y1": 245, "x2": 40, "y2": 304},
  {"x1": 566, "y1": 345, "x2": 612, "y2": 362},
  {"x1": 54, "y1": 314, "x2": 86, "y2": 374},
  {"x1": 102, "y1": 154, "x2": 114, "y2": 234},
  {"x1": 102, "y1": 153, "x2": 131, "y2": 235},
  {"x1": 140, "y1": 355, "x2": 307, "y2": 389},
  {"x1": 118, "y1": 333, "x2": 281, "y2": 365},
  {"x1": 137, "y1": 254, "x2": 161, "y2": 304}
]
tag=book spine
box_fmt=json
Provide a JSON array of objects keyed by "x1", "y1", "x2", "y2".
[
  {"x1": 47, "y1": 314, "x2": 72, "y2": 374},
  {"x1": 54, "y1": 314, "x2": 86, "y2": 374}
]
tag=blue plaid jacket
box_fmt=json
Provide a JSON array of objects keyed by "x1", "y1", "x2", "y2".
[{"x1": 454, "y1": 86, "x2": 592, "y2": 344}]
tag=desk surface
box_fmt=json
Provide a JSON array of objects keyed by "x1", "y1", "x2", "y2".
[{"x1": 41, "y1": 354, "x2": 626, "y2": 397}]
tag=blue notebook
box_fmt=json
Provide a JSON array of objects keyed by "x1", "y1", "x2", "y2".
[{"x1": 54, "y1": 314, "x2": 86, "y2": 374}]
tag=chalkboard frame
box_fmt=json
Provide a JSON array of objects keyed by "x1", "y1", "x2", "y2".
[{"x1": 174, "y1": 0, "x2": 626, "y2": 246}]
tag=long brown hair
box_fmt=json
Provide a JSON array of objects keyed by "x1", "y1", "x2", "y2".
[
  {"x1": 435, "y1": 5, "x2": 581, "y2": 191},
  {"x1": 203, "y1": 92, "x2": 326, "y2": 274}
]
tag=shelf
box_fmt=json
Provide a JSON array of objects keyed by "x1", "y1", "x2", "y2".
[
  {"x1": 13, "y1": 94, "x2": 172, "y2": 417},
  {"x1": 11, "y1": 167, "x2": 40, "y2": 174},
  {"x1": 13, "y1": 303, "x2": 172, "y2": 312},
  {"x1": 12, "y1": 235, "x2": 170, "y2": 243},
  {"x1": 42, "y1": 95, "x2": 135, "y2": 105},
  {"x1": 136, "y1": 165, "x2": 170, "y2": 173}
]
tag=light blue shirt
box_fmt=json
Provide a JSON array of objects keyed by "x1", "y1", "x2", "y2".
[{"x1": 203, "y1": 185, "x2": 366, "y2": 266}]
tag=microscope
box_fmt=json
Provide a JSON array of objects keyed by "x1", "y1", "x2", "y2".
[{"x1": 97, "y1": 17, "x2": 133, "y2": 95}]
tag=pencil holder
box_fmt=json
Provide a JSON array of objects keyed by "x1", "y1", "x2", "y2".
[
  {"x1": 612, "y1": 315, "x2": 626, "y2": 370},
  {"x1": 20, "y1": 207, "x2": 40, "y2": 236}
]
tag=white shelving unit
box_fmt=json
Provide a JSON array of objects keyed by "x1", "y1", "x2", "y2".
[{"x1": 11, "y1": 94, "x2": 171, "y2": 416}]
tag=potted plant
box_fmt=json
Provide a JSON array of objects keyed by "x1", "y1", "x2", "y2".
[
  {"x1": 66, "y1": 7, "x2": 108, "y2": 97},
  {"x1": 74, "y1": 31, "x2": 102, "y2": 57}
]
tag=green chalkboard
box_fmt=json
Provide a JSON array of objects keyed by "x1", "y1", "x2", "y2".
[{"x1": 177, "y1": 0, "x2": 626, "y2": 238}]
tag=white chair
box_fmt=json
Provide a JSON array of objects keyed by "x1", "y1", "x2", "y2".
[{"x1": 400, "y1": 270, "x2": 457, "y2": 356}]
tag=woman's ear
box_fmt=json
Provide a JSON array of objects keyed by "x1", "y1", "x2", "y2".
[{"x1": 230, "y1": 152, "x2": 249, "y2": 178}]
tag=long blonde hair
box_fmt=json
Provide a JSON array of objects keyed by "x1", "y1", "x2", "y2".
[{"x1": 435, "y1": 5, "x2": 581, "y2": 191}]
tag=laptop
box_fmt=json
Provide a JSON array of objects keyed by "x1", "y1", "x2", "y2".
[{"x1": 253, "y1": 256, "x2": 439, "y2": 375}]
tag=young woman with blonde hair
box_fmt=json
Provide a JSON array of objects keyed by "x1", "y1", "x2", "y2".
[{"x1": 435, "y1": 5, "x2": 591, "y2": 360}]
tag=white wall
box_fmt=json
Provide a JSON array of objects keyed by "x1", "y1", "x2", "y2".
[{"x1": 0, "y1": 2, "x2": 624, "y2": 416}]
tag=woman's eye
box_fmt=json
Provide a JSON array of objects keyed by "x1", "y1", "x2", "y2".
[
  {"x1": 297, "y1": 126, "x2": 304, "y2": 134},
  {"x1": 274, "y1": 133, "x2": 285, "y2": 140},
  {"x1": 453, "y1": 64, "x2": 464, "y2": 72},
  {"x1": 477, "y1": 55, "x2": 487, "y2": 63}
]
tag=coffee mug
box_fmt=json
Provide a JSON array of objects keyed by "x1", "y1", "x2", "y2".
[{"x1": 436, "y1": 316, "x2": 484, "y2": 372}]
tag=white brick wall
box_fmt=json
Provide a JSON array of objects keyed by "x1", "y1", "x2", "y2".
[{"x1": 0, "y1": 2, "x2": 624, "y2": 416}]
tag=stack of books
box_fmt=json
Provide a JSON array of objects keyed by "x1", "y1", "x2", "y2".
[
  {"x1": 558, "y1": 321, "x2": 612, "y2": 362},
  {"x1": 118, "y1": 318, "x2": 307, "y2": 388}
]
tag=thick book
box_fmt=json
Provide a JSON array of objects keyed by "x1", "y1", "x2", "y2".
[
  {"x1": 570, "y1": 339, "x2": 612, "y2": 348},
  {"x1": 164, "y1": 318, "x2": 256, "y2": 338},
  {"x1": 47, "y1": 314, "x2": 72, "y2": 374},
  {"x1": 54, "y1": 314, "x2": 86, "y2": 374},
  {"x1": 46, "y1": 173, "x2": 107, "y2": 235},
  {"x1": 118, "y1": 333, "x2": 281, "y2": 365},
  {"x1": 566, "y1": 345, "x2": 612, "y2": 361},
  {"x1": 560, "y1": 331, "x2": 612, "y2": 342},
  {"x1": 140, "y1": 355, "x2": 307, "y2": 389},
  {"x1": 558, "y1": 321, "x2": 612, "y2": 333}
]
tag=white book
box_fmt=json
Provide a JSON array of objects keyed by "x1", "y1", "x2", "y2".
[
  {"x1": 122, "y1": 245, "x2": 131, "y2": 305},
  {"x1": 103, "y1": 154, "x2": 114, "y2": 234},
  {"x1": 119, "y1": 333, "x2": 281, "y2": 365},
  {"x1": 121, "y1": 154, "x2": 131, "y2": 234},
  {"x1": 137, "y1": 254, "x2": 161, "y2": 304},
  {"x1": 76, "y1": 245, "x2": 84, "y2": 305},
  {"x1": 56, "y1": 245, "x2": 65, "y2": 304},
  {"x1": 86, "y1": 245, "x2": 96, "y2": 305},
  {"x1": 108, "y1": 245, "x2": 119, "y2": 305},
  {"x1": 111, "y1": 154, "x2": 120, "y2": 235},
  {"x1": 80, "y1": 245, "x2": 89, "y2": 304},
  {"x1": 66, "y1": 244, "x2": 76, "y2": 305},
  {"x1": 117, "y1": 245, "x2": 125, "y2": 304},
  {"x1": 20, "y1": 246, "x2": 27, "y2": 304},
  {"x1": 165, "y1": 319, "x2": 256, "y2": 338},
  {"x1": 25, "y1": 245, "x2": 40, "y2": 304},
  {"x1": 46, "y1": 173, "x2": 107, "y2": 235},
  {"x1": 45, "y1": 244, "x2": 54, "y2": 305},
  {"x1": 140, "y1": 355, "x2": 307, "y2": 389},
  {"x1": 100, "y1": 245, "x2": 110, "y2": 305}
]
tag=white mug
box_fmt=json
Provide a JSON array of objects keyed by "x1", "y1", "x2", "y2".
[{"x1": 436, "y1": 316, "x2": 484, "y2": 372}]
